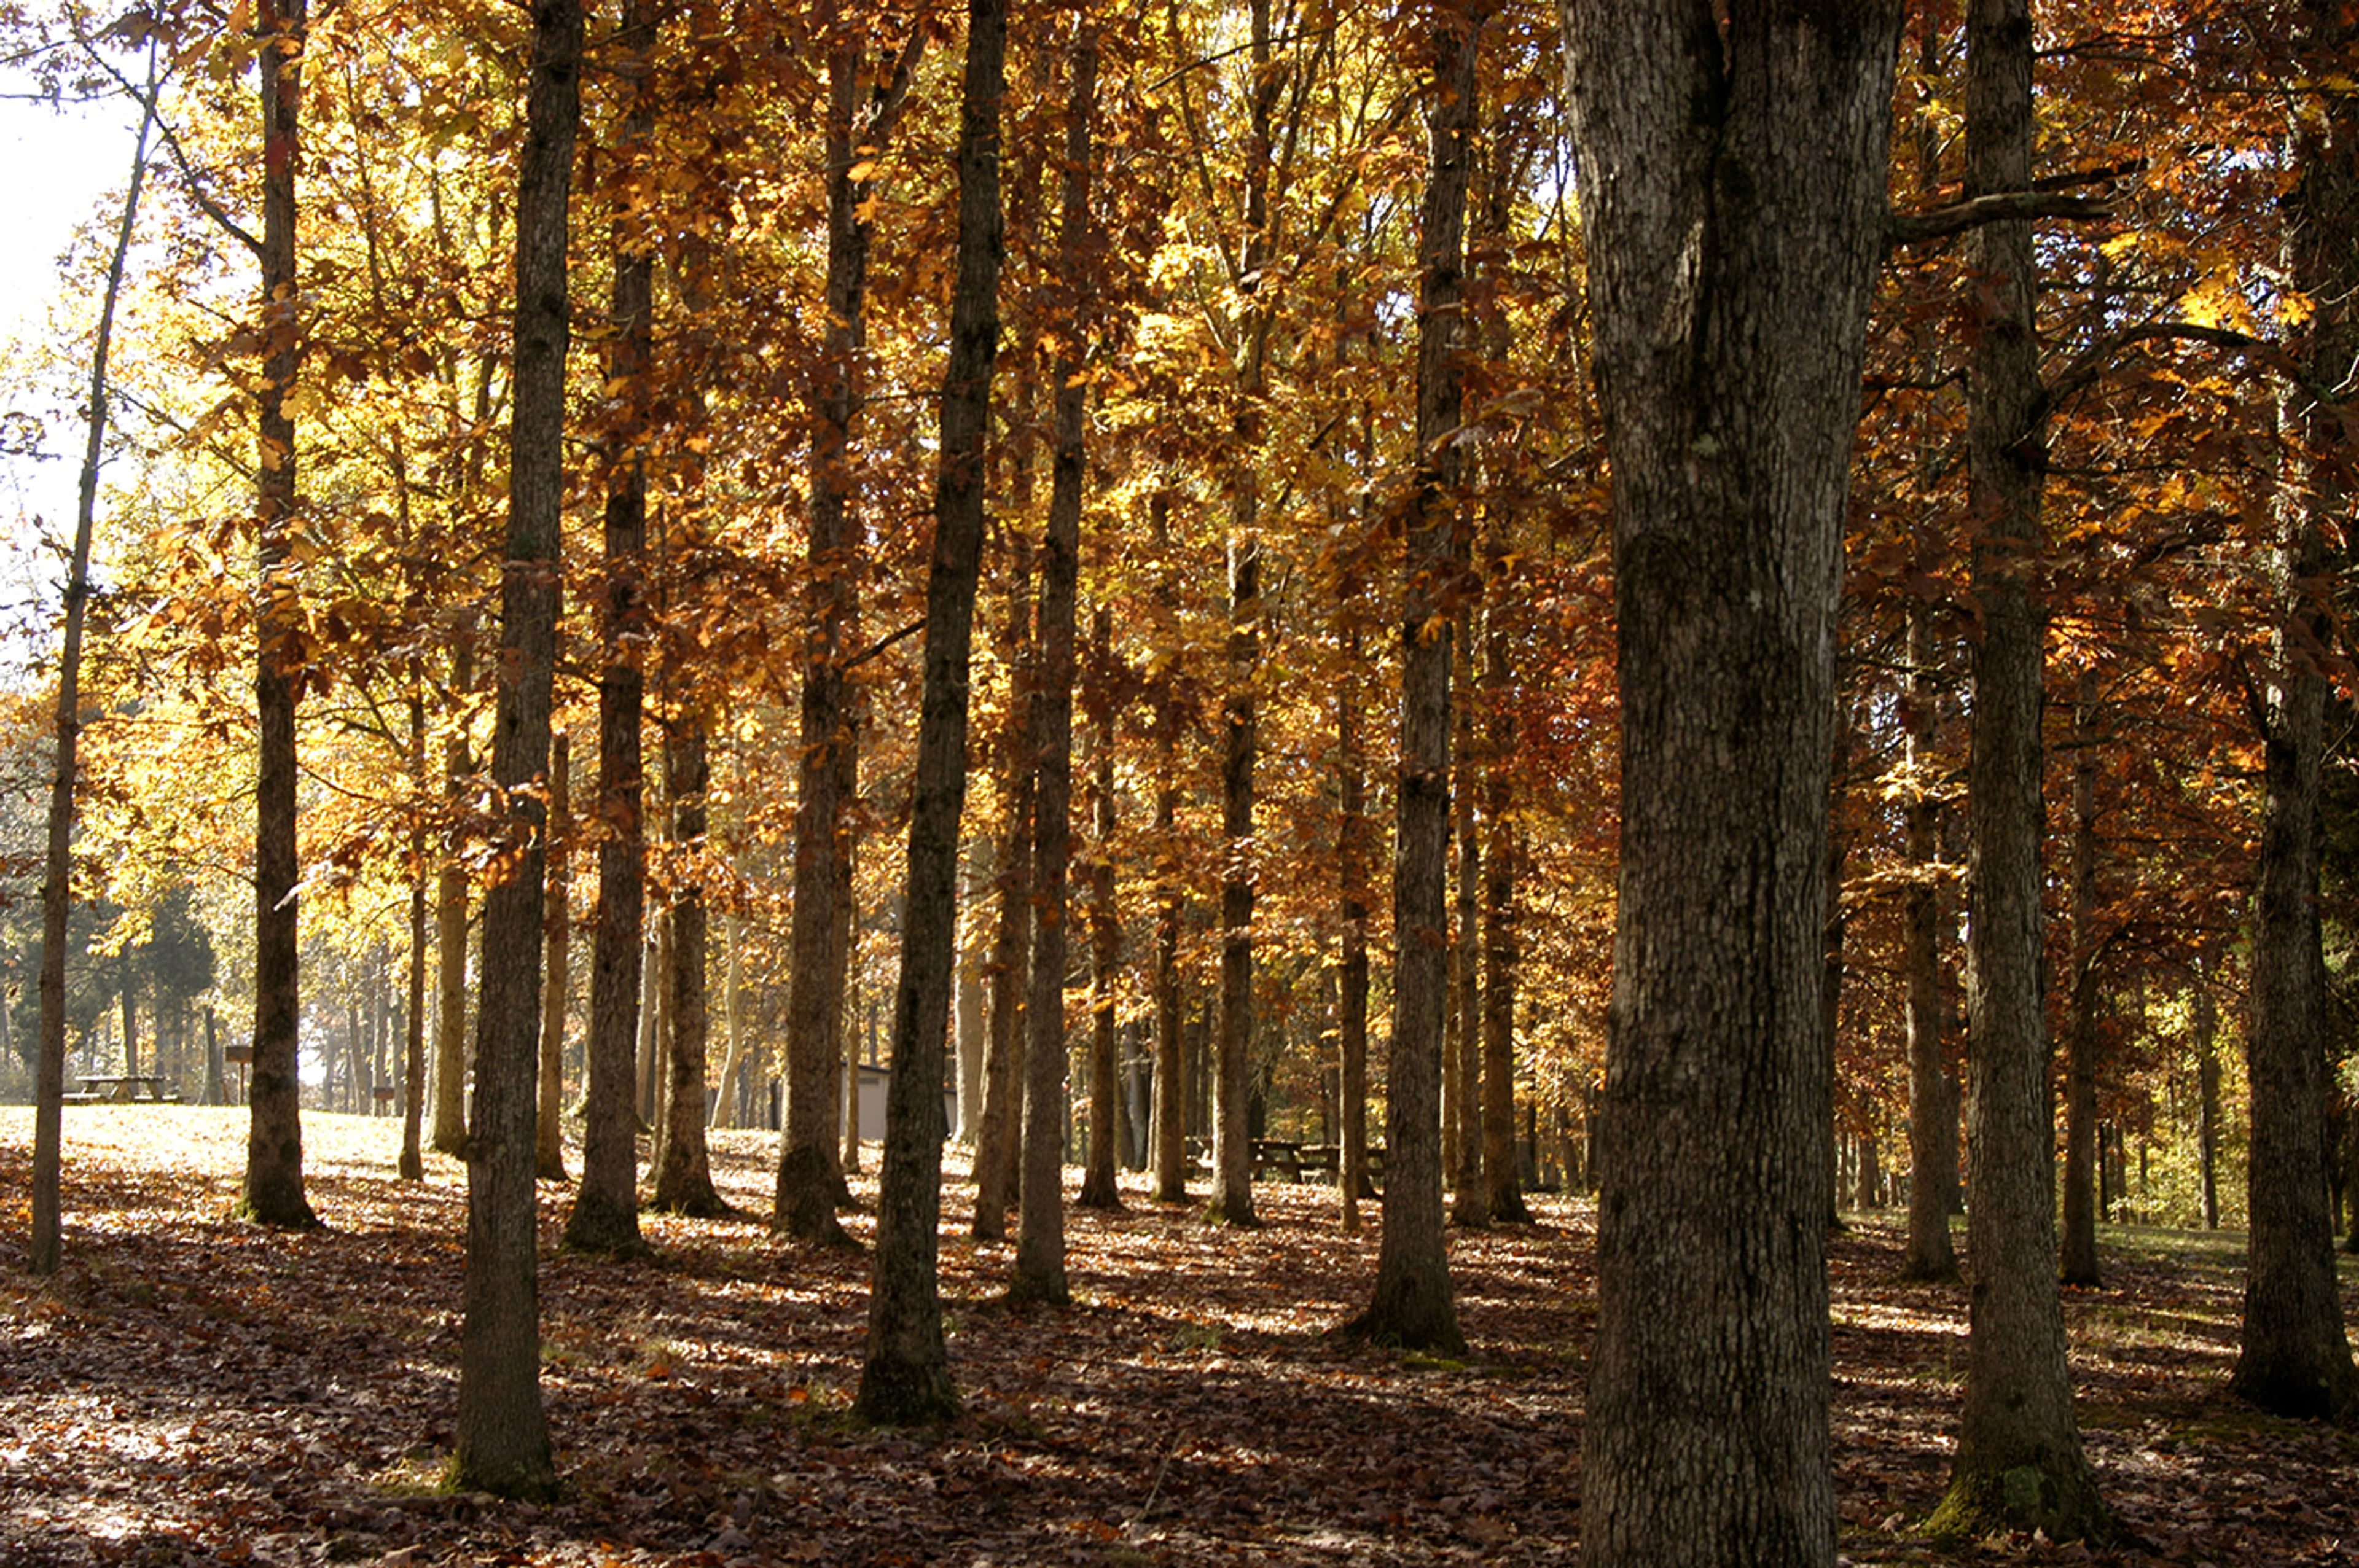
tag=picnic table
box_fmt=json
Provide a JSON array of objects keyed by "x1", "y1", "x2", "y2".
[
  {"x1": 63, "y1": 1075, "x2": 181, "y2": 1106},
  {"x1": 1251, "y1": 1139, "x2": 1303, "y2": 1182}
]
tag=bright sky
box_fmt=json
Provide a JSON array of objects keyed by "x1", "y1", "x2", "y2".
[{"x1": 0, "y1": 81, "x2": 140, "y2": 653}]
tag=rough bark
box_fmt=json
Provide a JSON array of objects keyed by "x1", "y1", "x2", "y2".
[
  {"x1": 1150, "y1": 490, "x2": 1189, "y2": 1206},
  {"x1": 1560, "y1": 4, "x2": 1902, "y2": 1561},
  {"x1": 31, "y1": 63, "x2": 154, "y2": 1274},
  {"x1": 1449, "y1": 612, "x2": 1487, "y2": 1229},
  {"x1": 432, "y1": 716, "x2": 472, "y2": 1157},
  {"x1": 536, "y1": 733, "x2": 571, "y2": 1183},
  {"x1": 560, "y1": 0, "x2": 654, "y2": 1259},
  {"x1": 1479, "y1": 582, "x2": 1527, "y2": 1225},
  {"x1": 1351, "y1": 0, "x2": 1480, "y2": 1355},
  {"x1": 652, "y1": 712, "x2": 727, "y2": 1216},
  {"x1": 240, "y1": 0, "x2": 318, "y2": 1231},
  {"x1": 1933, "y1": 0, "x2": 2113, "y2": 1540},
  {"x1": 855, "y1": 0, "x2": 1003, "y2": 1425},
  {"x1": 452, "y1": 0, "x2": 578, "y2": 1496},
  {"x1": 2232, "y1": 2, "x2": 2359, "y2": 1416}
]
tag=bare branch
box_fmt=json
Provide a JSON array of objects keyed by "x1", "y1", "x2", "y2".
[{"x1": 1888, "y1": 189, "x2": 2118, "y2": 246}]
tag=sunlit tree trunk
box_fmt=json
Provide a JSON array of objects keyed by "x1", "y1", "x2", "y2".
[
  {"x1": 1337, "y1": 618, "x2": 1371, "y2": 1231},
  {"x1": 1899, "y1": 603, "x2": 1957, "y2": 1281},
  {"x1": 652, "y1": 710, "x2": 726, "y2": 1215},
  {"x1": 432, "y1": 694, "x2": 472, "y2": 1156},
  {"x1": 452, "y1": 0, "x2": 579, "y2": 1494},
  {"x1": 972, "y1": 536, "x2": 1033, "y2": 1239},
  {"x1": 31, "y1": 57, "x2": 155, "y2": 1274},
  {"x1": 856, "y1": 0, "x2": 1004, "y2": 1425},
  {"x1": 1353, "y1": 0, "x2": 1481, "y2": 1354}
]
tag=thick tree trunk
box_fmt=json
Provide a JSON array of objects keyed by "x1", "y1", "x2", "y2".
[
  {"x1": 972, "y1": 535, "x2": 1034, "y2": 1238},
  {"x1": 652, "y1": 712, "x2": 727, "y2": 1215},
  {"x1": 2229, "y1": 0, "x2": 2359, "y2": 1422},
  {"x1": 31, "y1": 64, "x2": 154, "y2": 1274},
  {"x1": 1899, "y1": 604, "x2": 1957, "y2": 1281},
  {"x1": 1352, "y1": 0, "x2": 1480, "y2": 1354},
  {"x1": 452, "y1": 0, "x2": 578, "y2": 1496},
  {"x1": 1560, "y1": 4, "x2": 1901, "y2": 1561},
  {"x1": 1934, "y1": 0, "x2": 2113, "y2": 1540},
  {"x1": 560, "y1": 0, "x2": 653, "y2": 1259},
  {"x1": 856, "y1": 0, "x2": 1003, "y2": 1425},
  {"x1": 536, "y1": 733, "x2": 571, "y2": 1182},
  {"x1": 240, "y1": 0, "x2": 318, "y2": 1231}
]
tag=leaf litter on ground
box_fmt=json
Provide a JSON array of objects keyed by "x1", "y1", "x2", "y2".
[{"x1": 1, "y1": 1107, "x2": 2353, "y2": 1567}]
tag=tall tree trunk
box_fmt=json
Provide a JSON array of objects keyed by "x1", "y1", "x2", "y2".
[
  {"x1": 1479, "y1": 583, "x2": 1527, "y2": 1224},
  {"x1": 1934, "y1": 0, "x2": 2113, "y2": 1540},
  {"x1": 1450, "y1": 612, "x2": 1487, "y2": 1228},
  {"x1": 954, "y1": 860, "x2": 987, "y2": 1144},
  {"x1": 401, "y1": 692, "x2": 429, "y2": 1181},
  {"x1": 453, "y1": 0, "x2": 579, "y2": 1496},
  {"x1": 778, "y1": 5, "x2": 920, "y2": 1246},
  {"x1": 1899, "y1": 602, "x2": 1957, "y2": 1279},
  {"x1": 1150, "y1": 490, "x2": 1189, "y2": 1205},
  {"x1": 1560, "y1": 4, "x2": 1902, "y2": 1560},
  {"x1": 1352, "y1": 0, "x2": 1481, "y2": 1354},
  {"x1": 1337, "y1": 618, "x2": 1371, "y2": 1230},
  {"x1": 2197, "y1": 962, "x2": 2221, "y2": 1232},
  {"x1": 2232, "y1": 0, "x2": 2359, "y2": 1416},
  {"x1": 560, "y1": 0, "x2": 654, "y2": 1258},
  {"x1": 972, "y1": 536, "x2": 1034, "y2": 1238},
  {"x1": 31, "y1": 57, "x2": 155, "y2": 1274},
  {"x1": 856, "y1": 0, "x2": 1004, "y2": 1425},
  {"x1": 1080, "y1": 605, "x2": 1124, "y2": 1211},
  {"x1": 1013, "y1": 29, "x2": 1098, "y2": 1300},
  {"x1": 240, "y1": 0, "x2": 318, "y2": 1230},
  {"x1": 711, "y1": 913, "x2": 749, "y2": 1131},
  {"x1": 1211, "y1": 0, "x2": 1284, "y2": 1231},
  {"x1": 2061, "y1": 672, "x2": 2103, "y2": 1287},
  {"x1": 536, "y1": 732, "x2": 571, "y2": 1182},
  {"x1": 433, "y1": 708, "x2": 473, "y2": 1156},
  {"x1": 652, "y1": 711, "x2": 726, "y2": 1214}
]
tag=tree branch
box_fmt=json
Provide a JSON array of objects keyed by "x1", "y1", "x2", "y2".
[{"x1": 1890, "y1": 189, "x2": 2118, "y2": 246}]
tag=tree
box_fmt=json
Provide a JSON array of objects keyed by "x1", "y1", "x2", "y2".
[
  {"x1": 651, "y1": 707, "x2": 727, "y2": 1216},
  {"x1": 31, "y1": 49, "x2": 157, "y2": 1277},
  {"x1": 536, "y1": 733, "x2": 571, "y2": 1183},
  {"x1": 1559, "y1": 2, "x2": 1903, "y2": 1562},
  {"x1": 1931, "y1": 0, "x2": 2113, "y2": 1540},
  {"x1": 239, "y1": 0, "x2": 319, "y2": 1231},
  {"x1": 450, "y1": 0, "x2": 581, "y2": 1496},
  {"x1": 2229, "y1": 0, "x2": 2359, "y2": 1422},
  {"x1": 561, "y1": 0, "x2": 656, "y2": 1262},
  {"x1": 1350, "y1": 0, "x2": 1481, "y2": 1355},
  {"x1": 778, "y1": 0, "x2": 925, "y2": 1249},
  {"x1": 856, "y1": 0, "x2": 1006, "y2": 1426}
]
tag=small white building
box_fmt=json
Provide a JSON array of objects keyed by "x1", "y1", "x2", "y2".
[{"x1": 848, "y1": 1062, "x2": 958, "y2": 1143}]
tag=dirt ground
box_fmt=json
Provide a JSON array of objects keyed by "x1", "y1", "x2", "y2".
[{"x1": 1, "y1": 1106, "x2": 2352, "y2": 1566}]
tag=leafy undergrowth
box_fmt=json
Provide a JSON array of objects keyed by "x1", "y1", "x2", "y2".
[{"x1": 0, "y1": 1109, "x2": 2349, "y2": 1567}]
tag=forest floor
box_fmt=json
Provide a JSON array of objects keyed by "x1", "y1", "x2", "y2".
[{"x1": 0, "y1": 1107, "x2": 2353, "y2": 1568}]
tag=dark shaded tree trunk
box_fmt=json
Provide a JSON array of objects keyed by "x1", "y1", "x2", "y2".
[
  {"x1": 1479, "y1": 595, "x2": 1526, "y2": 1225},
  {"x1": 1080, "y1": 605, "x2": 1124, "y2": 1211},
  {"x1": 652, "y1": 712, "x2": 727, "y2": 1215},
  {"x1": 1352, "y1": 0, "x2": 1480, "y2": 1354},
  {"x1": 536, "y1": 733, "x2": 571, "y2": 1183},
  {"x1": 560, "y1": 0, "x2": 654, "y2": 1259},
  {"x1": 2061, "y1": 674, "x2": 2103, "y2": 1287},
  {"x1": 1559, "y1": 3, "x2": 1902, "y2": 1560},
  {"x1": 972, "y1": 534, "x2": 1034, "y2": 1238},
  {"x1": 433, "y1": 711, "x2": 472, "y2": 1157},
  {"x1": 1933, "y1": 0, "x2": 2114, "y2": 1541},
  {"x1": 452, "y1": 0, "x2": 579, "y2": 1496},
  {"x1": 31, "y1": 59, "x2": 154, "y2": 1274},
  {"x1": 1149, "y1": 491, "x2": 1189, "y2": 1205},
  {"x1": 779, "y1": 4, "x2": 921, "y2": 1247},
  {"x1": 1899, "y1": 604, "x2": 1957, "y2": 1281},
  {"x1": 1449, "y1": 613, "x2": 1487, "y2": 1229},
  {"x1": 2197, "y1": 964, "x2": 2221, "y2": 1232},
  {"x1": 856, "y1": 0, "x2": 1003, "y2": 1425},
  {"x1": 241, "y1": 0, "x2": 318, "y2": 1231},
  {"x1": 1337, "y1": 618, "x2": 1371, "y2": 1231},
  {"x1": 1013, "y1": 26, "x2": 1101, "y2": 1297}
]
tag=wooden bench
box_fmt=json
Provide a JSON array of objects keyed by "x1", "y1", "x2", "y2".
[
  {"x1": 1295, "y1": 1144, "x2": 1341, "y2": 1182},
  {"x1": 1251, "y1": 1139, "x2": 1302, "y2": 1182}
]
